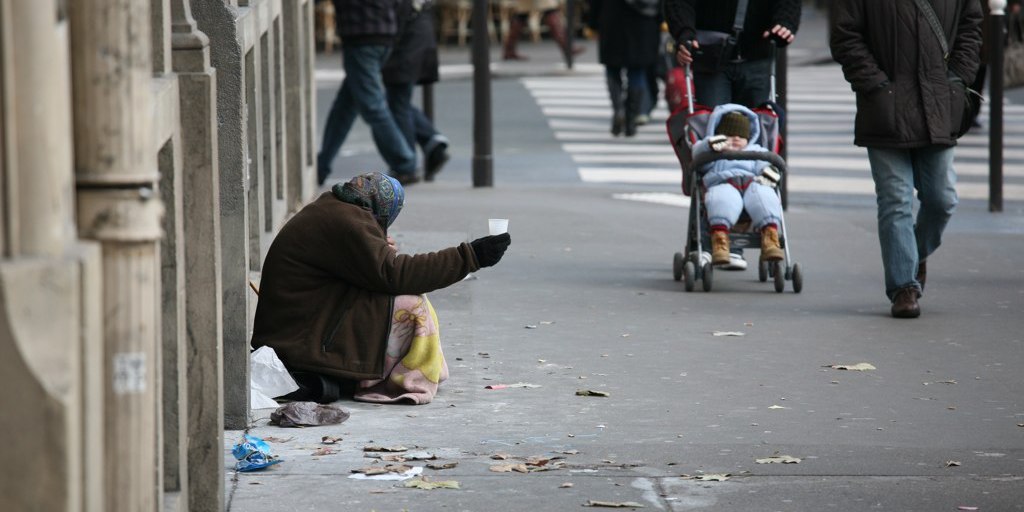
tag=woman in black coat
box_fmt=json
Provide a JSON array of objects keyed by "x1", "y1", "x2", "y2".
[{"x1": 587, "y1": 0, "x2": 661, "y2": 137}]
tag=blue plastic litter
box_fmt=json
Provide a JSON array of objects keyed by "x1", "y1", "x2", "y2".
[{"x1": 232, "y1": 434, "x2": 283, "y2": 472}]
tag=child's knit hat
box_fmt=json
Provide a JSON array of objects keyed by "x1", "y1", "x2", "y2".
[{"x1": 715, "y1": 111, "x2": 750, "y2": 140}]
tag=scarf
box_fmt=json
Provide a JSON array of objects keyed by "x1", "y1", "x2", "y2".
[{"x1": 332, "y1": 172, "x2": 405, "y2": 231}]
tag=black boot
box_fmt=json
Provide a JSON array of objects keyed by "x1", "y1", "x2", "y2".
[
  {"x1": 624, "y1": 86, "x2": 644, "y2": 137},
  {"x1": 607, "y1": 75, "x2": 625, "y2": 136}
]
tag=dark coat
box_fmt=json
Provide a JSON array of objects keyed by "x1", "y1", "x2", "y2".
[
  {"x1": 251, "y1": 192, "x2": 480, "y2": 380},
  {"x1": 383, "y1": 0, "x2": 440, "y2": 85},
  {"x1": 333, "y1": 0, "x2": 401, "y2": 45},
  {"x1": 830, "y1": 0, "x2": 983, "y2": 148},
  {"x1": 587, "y1": 0, "x2": 662, "y2": 68},
  {"x1": 664, "y1": 0, "x2": 802, "y2": 62}
]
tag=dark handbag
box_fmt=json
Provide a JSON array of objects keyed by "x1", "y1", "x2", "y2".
[
  {"x1": 690, "y1": 0, "x2": 748, "y2": 74},
  {"x1": 913, "y1": 0, "x2": 979, "y2": 138}
]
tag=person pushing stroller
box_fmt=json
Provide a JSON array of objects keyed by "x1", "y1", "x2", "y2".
[{"x1": 692, "y1": 103, "x2": 783, "y2": 266}]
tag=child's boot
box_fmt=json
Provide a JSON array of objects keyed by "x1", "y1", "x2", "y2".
[
  {"x1": 711, "y1": 228, "x2": 731, "y2": 265},
  {"x1": 760, "y1": 225, "x2": 784, "y2": 261}
]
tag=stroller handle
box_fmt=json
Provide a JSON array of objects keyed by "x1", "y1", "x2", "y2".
[{"x1": 691, "y1": 150, "x2": 787, "y2": 174}]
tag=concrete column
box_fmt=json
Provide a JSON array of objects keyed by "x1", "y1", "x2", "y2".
[
  {"x1": 282, "y1": 0, "x2": 316, "y2": 211},
  {"x1": 170, "y1": 0, "x2": 226, "y2": 508},
  {"x1": 0, "y1": 2, "x2": 105, "y2": 512},
  {"x1": 191, "y1": 0, "x2": 253, "y2": 429},
  {"x1": 68, "y1": 1, "x2": 163, "y2": 511}
]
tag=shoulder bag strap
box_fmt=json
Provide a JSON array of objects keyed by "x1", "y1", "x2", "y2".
[
  {"x1": 732, "y1": 0, "x2": 750, "y2": 36},
  {"x1": 912, "y1": 0, "x2": 964, "y2": 61}
]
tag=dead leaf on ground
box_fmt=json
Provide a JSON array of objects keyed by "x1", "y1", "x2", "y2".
[
  {"x1": 377, "y1": 453, "x2": 406, "y2": 462},
  {"x1": 490, "y1": 463, "x2": 529, "y2": 473},
  {"x1": 576, "y1": 389, "x2": 610, "y2": 397},
  {"x1": 561, "y1": 449, "x2": 580, "y2": 455},
  {"x1": 490, "y1": 452, "x2": 510, "y2": 460},
  {"x1": 352, "y1": 464, "x2": 412, "y2": 475},
  {"x1": 826, "y1": 363, "x2": 876, "y2": 371},
  {"x1": 559, "y1": 482, "x2": 574, "y2": 488},
  {"x1": 756, "y1": 455, "x2": 801, "y2": 464},
  {"x1": 712, "y1": 331, "x2": 745, "y2": 337},
  {"x1": 427, "y1": 461, "x2": 458, "y2": 470},
  {"x1": 403, "y1": 477, "x2": 460, "y2": 490},
  {"x1": 945, "y1": 460, "x2": 962, "y2": 467},
  {"x1": 363, "y1": 444, "x2": 408, "y2": 452},
  {"x1": 261, "y1": 436, "x2": 294, "y2": 443},
  {"x1": 321, "y1": 435, "x2": 342, "y2": 444},
  {"x1": 525, "y1": 456, "x2": 553, "y2": 466},
  {"x1": 585, "y1": 500, "x2": 646, "y2": 508},
  {"x1": 403, "y1": 451, "x2": 437, "y2": 461},
  {"x1": 311, "y1": 447, "x2": 335, "y2": 456}
]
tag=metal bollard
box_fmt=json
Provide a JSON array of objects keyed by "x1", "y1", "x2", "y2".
[
  {"x1": 989, "y1": 0, "x2": 1006, "y2": 212},
  {"x1": 472, "y1": 0, "x2": 493, "y2": 187}
]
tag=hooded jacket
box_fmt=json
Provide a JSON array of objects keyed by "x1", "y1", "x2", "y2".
[
  {"x1": 251, "y1": 192, "x2": 479, "y2": 380},
  {"x1": 692, "y1": 104, "x2": 772, "y2": 188},
  {"x1": 830, "y1": 0, "x2": 983, "y2": 148}
]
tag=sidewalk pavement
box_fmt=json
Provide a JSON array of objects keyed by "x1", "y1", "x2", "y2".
[{"x1": 233, "y1": 7, "x2": 1024, "y2": 511}]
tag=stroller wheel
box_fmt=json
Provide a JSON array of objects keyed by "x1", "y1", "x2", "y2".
[
  {"x1": 673, "y1": 252, "x2": 684, "y2": 281},
  {"x1": 758, "y1": 260, "x2": 769, "y2": 282},
  {"x1": 773, "y1": 260, "x2": 785, "y2": 293},
  {"x1": 791, "y1": 263, "x2": 803, "y2": 293},
  {"x1": 701, "y1": 263, "x2": 714, "y2": 292},
  {"x1": 683, "y1": 261, "x2": 696, "y2": 292}
]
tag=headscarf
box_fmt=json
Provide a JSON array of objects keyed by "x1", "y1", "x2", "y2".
[{"x1": 332, "y1": 172, "x2": 405, "y2": 231}]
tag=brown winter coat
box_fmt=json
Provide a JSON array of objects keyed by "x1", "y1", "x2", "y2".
[
  {"x1": 251, "y1": 192, "x2": 479, "y2": 380},
  {"x1": 830, "y1": 0, "x2": 983, "y2": 148}
]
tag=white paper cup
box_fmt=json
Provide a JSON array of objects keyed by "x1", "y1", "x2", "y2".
[{"x1": 488, "y1": 218, "x2": 509, "y2": 235}]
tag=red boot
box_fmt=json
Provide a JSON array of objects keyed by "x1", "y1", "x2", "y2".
[{"x1": 503, "y1": 16, "x2": 529, "y2": 61}]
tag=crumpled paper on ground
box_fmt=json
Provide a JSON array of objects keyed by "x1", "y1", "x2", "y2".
[
  {"x1": 250, "y1": 346, "x2": 300, "y2": 409},
  {"x1": 269, "y1": 401, "x2": 350, "y2": 427},
  {"x1": 231, "y1": 434, "x2": 282, "y2": 472}
]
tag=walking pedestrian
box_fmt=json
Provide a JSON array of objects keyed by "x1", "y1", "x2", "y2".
[
  {"x1": 251, "y1": 172, "x2": 512, "y2": 403},
  {"x1": 586, "y1": 0, "x2": 661, "y2": 137},
  {"x1": 317, "y1": 0, "x2": 418, "y2": 187},
  {"x1": 830, "y1": 0, "x2": 983, "y2": 318},
  {"x1": 384, "y1": 0, "x2": 451, "y2": 182},
  {"x1": 503, "y1": 0, "x2": 585, "y2": 61},
  {"x1": 664, "y1": 0, "x2": 801, "y2": 270}
]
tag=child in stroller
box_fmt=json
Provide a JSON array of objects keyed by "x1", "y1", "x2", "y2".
[{"x1": 694, "y1": 104, "x2": 784, "y2": 266}]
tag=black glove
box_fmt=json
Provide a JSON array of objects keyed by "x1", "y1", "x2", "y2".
[{"x1": 470, "y1": 233, "x2": 511, "y2": 268}]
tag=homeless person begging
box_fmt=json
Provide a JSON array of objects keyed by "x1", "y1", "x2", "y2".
[{"x1": 251, "y1": 172, "x2": 511, "y2": 404}]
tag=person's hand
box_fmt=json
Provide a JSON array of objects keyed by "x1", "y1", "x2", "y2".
[
  {"x1": 763, "y1": 24, "x2": 795, "y2": 44},
  {"x1": 470, "y1": 233, "x2": 511, "y2": 268},
  {"x1": 708, "y1": 134, "x2": 729, "y2": 152},
  {"x1": 675, "y1": 39, "x2": 698, "y2": 66},
  {"x1": 386, "y1": 236, "x2": 398, "y2": 252}
]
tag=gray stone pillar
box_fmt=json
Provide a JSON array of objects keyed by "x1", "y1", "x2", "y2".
[
  {"x1": 282, "y1": 0, "x2": 316, "y2": 210},
  {"x1": 170, "y1": 0, "x2": 226, "y2": 508},
  {"x1": 68, "y1": 0, "x2": 163, "y2": 511},
  {"x1": 191, "y1": 0, "x2": 253, "y2": 429}
]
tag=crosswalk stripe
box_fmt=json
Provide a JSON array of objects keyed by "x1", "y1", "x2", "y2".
[{"x1": 522, "y1": 66, "x2": 1024, "y2": 204}]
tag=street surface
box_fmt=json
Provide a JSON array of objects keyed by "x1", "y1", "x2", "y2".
[{"x1": 227, "y1": 9, "x2": 1024, "y2": 511}]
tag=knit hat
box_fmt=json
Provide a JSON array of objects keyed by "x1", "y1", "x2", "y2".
[{"x1": 715, "y1": 111, "x2": 751, "y2": 140}]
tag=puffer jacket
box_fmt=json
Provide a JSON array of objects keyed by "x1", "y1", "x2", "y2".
[
  {"x1": 830, "y1": 0, "x2": 983, "y2": 148},
  {"x1": 251, "y1": 192, "x2": 479, "y2": 380},
  {"x1": 692, "y1": 104, "x2": 772, "y2": 188}
]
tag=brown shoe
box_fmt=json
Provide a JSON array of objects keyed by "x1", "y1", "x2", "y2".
[
  {"x1": 890, "y1": 287, "x2": 921, "y2": 318},
  {"x1": 711, "y1": 230, "x2": 730, "y2": 265},
  {"x1": 760, "y1": 225, "x2": 784, "y2": 262},
  {"x1": 916, "y1": 261, "x2": 927, "y2": 291}
]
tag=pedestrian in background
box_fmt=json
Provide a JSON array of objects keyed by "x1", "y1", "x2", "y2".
[
  {"x1": 664, "y1": 0, "x2": 800, "y2": 271},
  {"x1": 317, "y1": 0, "x2": 418, "y2": 187},
  {"x1": 384, "y1": 0, "x2": 451, "y2": 182},
  {"x1": 830, "y1": 0, "x2": 982, "y2": 318},
  {"x1": 586, "y1": 0, "x2": 661, "y2": 137},
  {"x1": 503, "y1": 0, "x2": 585, "y2": 61}
]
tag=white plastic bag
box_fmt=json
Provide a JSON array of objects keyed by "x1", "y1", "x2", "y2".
[{"x1": 250, "y1": 346, "x2": 299, "y2": 409}]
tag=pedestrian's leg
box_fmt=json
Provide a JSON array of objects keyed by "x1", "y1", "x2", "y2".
[
  {"x1": 624, "y1": 67, "x2": 648, "y2": 137},
  {"x1": 732, "y1": 58, "x2": 773, "y2": 108},
  {"x1": 605, "y1": 66, "x2": 625, "y2": 136},
  {"x1": 386, "y1": 81, "x2": 417, "y2": 163},
  {"x1": 317, "y1": 78, "x2": 358, "y2": 186},
  {"x1": 912, "y1": 146, "x2": 957, "y2": 265},
  {"x1": 693, "y1": 70, "x2": 731, "y2": 107},
  {"x1": 503, "y1": 14, "x2": 529, "y2": 60},
  {"x1": 541, "y1": 8, "x2": 583, "y2": 58},
  {"x1": 867, "y1": 147, "x2": 919, "y2": 299},
  {"x1": 344, "y1": 45, "x2": 417, "y2": 178},
  {"x1": 413, "y1": 107, "x2": 450, "y2": 181}
]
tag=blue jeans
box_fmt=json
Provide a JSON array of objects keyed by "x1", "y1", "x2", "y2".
[
  {"x1": 385, "y1": 82, "x2": 443, "y2": 158},
  {"x1": 318, "y1": 45, "x2": 416, "y2": 184},
  {"x1": 693, "y1": 58, "x2": 773, "y2": 108},
  {"x1": 867, "y1": 146, "x2": 958, "y2": 299}
]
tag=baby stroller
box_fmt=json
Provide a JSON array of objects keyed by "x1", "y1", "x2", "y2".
[{"x1": 665, "y1": 62, "x2": 803, "y2": 293}]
